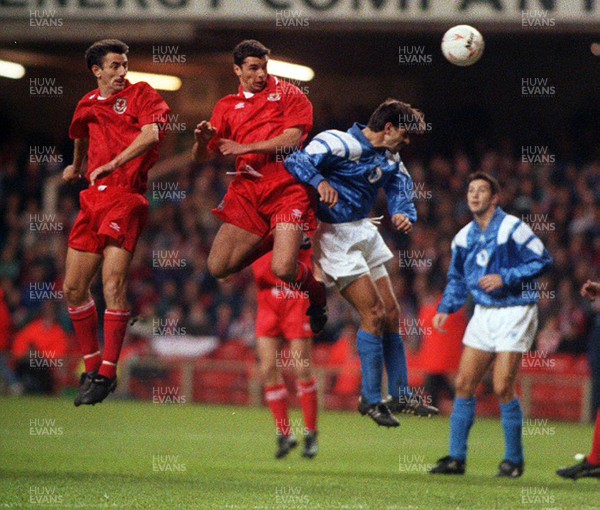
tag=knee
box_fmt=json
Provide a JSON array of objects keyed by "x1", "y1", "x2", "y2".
[
  {"x1": 384, "y1": 303, "x2": 400, "y2": 332},
  {"x1": 295, "y1": 360, "x2": 313, "y2": 381},
  {"x1": 362, "y1": 300, "x2": 386, "y2": 335},
  {"x1": 259, "y1": 357, "x2": 278, "y2": 384},
  {"x1": 63, "y1": 281, "x2": 87, "y2": 306},
  {"x1": 494, "y1": 377, "x2": 515, "y2": 402},
  {"x1": 102, "y1": 274, "x2": 127, "y2": 304},
  {"x1": 271, "y1": 258, "x2": 296, "y2": 283},
  {"x1": 455, "y1": 373, "x2": 477, "y2": 398}
]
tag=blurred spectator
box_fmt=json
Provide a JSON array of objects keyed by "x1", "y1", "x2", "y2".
[
  {"x1": 0, "y1": 287, "x2": 21, "y2": 394},
  {"x1": 11, "y1": 302, "x2": 69, "y2": 394},
  {"x1": 328, "y1": 323, "x2": 361, "y2": 396}
]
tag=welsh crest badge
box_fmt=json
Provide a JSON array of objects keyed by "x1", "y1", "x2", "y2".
[
  {"x1": 113, "y1": 98, "x2": 127, "y2": 114},
  {"x1": 267, "y1": 93, "x2": 281, "y2": 102}
]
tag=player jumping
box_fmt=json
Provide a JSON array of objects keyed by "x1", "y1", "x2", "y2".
[
  {"x1": 429, "y1": 172, "x2": 552, "y2": 478},
  {"x1": 62, "y1": 39, "x2": 170, "y2": 406},
  {"x1": 285, "y1": 99, "x2": 438, "y2": 427},
  {"x1": 556, "y1": 279, "x2": 600, "y2": 480},
  {"x1": 252, "y1": 241, "x2": 318, "y2": 459},
  {"x1": 191, "y1": 40, "x2": 326, "y2": 333}
]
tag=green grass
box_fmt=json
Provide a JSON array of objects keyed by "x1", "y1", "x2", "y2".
[{"x1": 0, "y1": 396, "x2": 598, "y2": 509}]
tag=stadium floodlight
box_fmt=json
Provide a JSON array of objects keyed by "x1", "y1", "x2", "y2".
[
  {"x1": 268, "y1": 59, "x2": 314, "y2": 82},
  {"x1": 127, "y1": 71, "x2": 182, "y2": 91},
  {"x1": 0, "y1": 59, "x2": 25, "y2": 79}
]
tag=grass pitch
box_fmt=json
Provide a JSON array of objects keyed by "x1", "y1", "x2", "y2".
[{"x1": 0, "y1": 396, "x2": 598, "y2": 509}]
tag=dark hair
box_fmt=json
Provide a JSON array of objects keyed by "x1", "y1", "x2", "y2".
[
  {"x1": 85, "y1": 39, "x2": 129, "y2": 70},
  {"x1": 367, "y1": 98, "x2": 426, "y2": 135},
  {"x1": 468, "y1": 171, "x2": 500, "y2": 195},
  {"x1": 233, "y1": 40, "x2": 270, "y2": 67}
]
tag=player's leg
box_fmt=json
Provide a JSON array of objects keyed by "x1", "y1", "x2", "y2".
[
  {"x1": 290, "y1": 338, "x2": 318, "y2": 458},
  {"x1": 207, "y1": 223, "x2": 264, "y2": 279},
  {"x1": 257, "y1": 336, "x2": 297, "y2": 458},
  {"x1": 63, "y1": 247, "x2": 103, "y2": 405},
  {"x1": 493, "y1": 351, "x2": 526, "y2": 477},
  {"x1": 374, "y1": 272, "x2": 439, "y2": 417},
  {"x1": 340, "y1": 275, "x2": 398, "y2": 427},
  {"x1": 77, "y1": 243, "x2": 132, "y2": 405},
  {"x1": 557, "y1": 410, "x2": 600, "y2": 479},
  {"x1": 430, "y1": 346, "x2": 494, "y2": 474},
  {"x1": 271, "y1": 226, "x2": 326, "y2": 333}
]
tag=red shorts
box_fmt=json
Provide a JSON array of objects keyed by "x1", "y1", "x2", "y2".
[
  {"x1": 68, "y1": 188, "x2": 149, "y2": 255},
  {"x1": 255, "y1": 288, "x2": 314, "y2": 340},
  {"x1": 213, "y1": 172, "x2": 317, "y2": 238}
]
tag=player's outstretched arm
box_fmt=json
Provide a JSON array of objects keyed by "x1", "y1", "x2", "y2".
[
  {"x1": 192, "y1": 120, "x2": 217, "y2": 163},
  {"x1": 90, "y1": 123, "x2": 160, "y2": 185},
  {"x1": 218, "y1": 127, "x2": 303, "y2": 156},
  {"x1": 62, "y1": 138, "x2": 89, "y2": 183}
]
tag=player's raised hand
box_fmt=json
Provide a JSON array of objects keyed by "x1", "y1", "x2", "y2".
[
  {"x1": 317, "y1": 181, "x2": 338, "y2": 208},
  {"x1": 392, "y1": 213, "x2": 413, "y2": 233},
  {"x1": 90, "y1": 161, "x2": 117, "y2": 186},
  {"x1": 581, "y1": 280, "x2": 600, "y2": 301},
  {"x1": 194, "y1": 121, "x2": 217, "y2": 144},
  {"x1": 478, "y1": 274, "x2": 503, "y2": 293},
  {"x1": 62, "y1": 165, "x2": 81, "y2": 184},
  {"x1": 218, "y1": 139, "x2": 248, "y2": 156},
  {"x1": 433, "y1": 313, "x2": 449, "y2": 333}
]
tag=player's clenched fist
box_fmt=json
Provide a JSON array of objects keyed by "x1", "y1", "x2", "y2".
[
  {"x1": 317, "y1": 181, "x2": 338, "y2": 208},
  {"x1": 432, "y1": 313, "x2": 449, "y2": 333},
  {"x1": 581, "y1": 280, "x2": 600, "y2": 301},
  {"x1": 194, "y1": 121, "x2": 217, "y2": 144},
  {"x1": 392, "y1": 213, "x2": 412, "y2": 233},
  {"x1": 62, "y1": 165, "x2": 81, "y2": 183}
]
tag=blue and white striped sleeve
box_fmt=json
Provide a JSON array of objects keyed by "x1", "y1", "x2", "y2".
[
  {"x1": 285, "y1": 130, "x2": 352, "y2": 189},
  {"x1": 384, "y1": 166, "x2": 417, "y2": 223},
  {"x1": 499, "y1": 221, "x2": 553, "y2": 287}
]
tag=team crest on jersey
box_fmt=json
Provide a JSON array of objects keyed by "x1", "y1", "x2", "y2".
[
  {"x1": 113, "y1": 98, "x2": 127, "y2": 114},
  {"x1": 476, "y1": 249, "x2": 490, "y2": 267},
  {"x1": 234, "y1": 102, "x2": 245, "y2": 109},
  {"x1": 267, "y1": 93, "x2": 281, "y2": 102},
  {"x1": 367, "y1": 166, "x2": 383, "y2": 183}
]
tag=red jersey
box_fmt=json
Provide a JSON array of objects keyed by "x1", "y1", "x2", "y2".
[
  {"x1": 252, "y1": 247, "x2": 313, "y2": 289},
  {"x1": 69, "y1": 80, "x2": 170, "y2": 194},
  {"x1": 208, "y1": 75, "x2": 313, "y2": 179}
]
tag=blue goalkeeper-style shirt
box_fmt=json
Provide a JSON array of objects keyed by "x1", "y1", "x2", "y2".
[
  {"x1": 439, "y1": 207, "x2": 553, "y2": 313},
  {"x1": 284, "y1": 123, "x2": 417, "y2": 224}
]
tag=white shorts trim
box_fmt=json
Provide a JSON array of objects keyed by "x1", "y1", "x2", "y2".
[
  {"x1": 314, "y1": 219, "x2": 393, "y2": 290},
  {"x1": 463, "y1": 304, "x2": 538, "y2": 353}
]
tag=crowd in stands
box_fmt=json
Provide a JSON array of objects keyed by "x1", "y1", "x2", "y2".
[{"x1": 1, "y1": 121, "x2": 599, "y2": 410}]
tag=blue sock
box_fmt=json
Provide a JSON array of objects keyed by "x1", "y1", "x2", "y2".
[
  {"x1": 356, "y1": 329, "x2": 384, "y2": 405},
  {"x1": 500, "y1": 398, "x2": 524, "y2": 465},
  {"x1": 382, "y1": 333, "x2": 410, "y2": 398},
  {"x1": 449, "y1": 397, "x2": 476, "y2": 461}
]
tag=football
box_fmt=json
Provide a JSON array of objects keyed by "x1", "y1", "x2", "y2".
[{"x1": 441, "y1": 25, "x2": 485, "y2": 66}]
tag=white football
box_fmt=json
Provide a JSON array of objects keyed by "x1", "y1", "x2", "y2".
[{"x1": 441, "y1": 25, "x2": 485, "y2": 67}]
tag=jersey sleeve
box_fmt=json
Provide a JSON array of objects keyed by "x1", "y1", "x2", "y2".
[
  {"x1": 498, "y1": 221, "x2": 553, "y2": 288},
  {"x1": 207, "y1": 100, "x2": 229, "y2": 153},
  {"x1": 68, "y1": 101, "x2": 89, "y2": 140},
  {"x1": 383, "y1": 165, "x2": 417, "y2": 223},
  {"x1": 281, "y1": 86, "x2": 313, "y2": 136},
  {"x1": 438, "y1": 240, "x2": 469, "y2": 314},
  {"x1": 136, "y1": 83, "x2": 171, "y2": 132},
  {"x1": 284, "y1": 132, "x2": 339, "y2": 189}
]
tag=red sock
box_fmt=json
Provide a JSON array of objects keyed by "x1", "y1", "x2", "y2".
[
  {"x1": 295, "y1": 261, "x2": 325, "y2": 307},
  {"x1": 98, "y1": 309, "x2": 130, "y2": 379},
  {"x1": 265, "y1": 384, "x2": 291, "y2": 436},
  {"x1": 588, "y1": 410, "x2": 600, "y2": 465},
  {"x1": 297, "y1": 379, "x2": 318, "y2": 433},
  {"x1": 68, "y1": 300, "x2": 101, "y2": 373}
]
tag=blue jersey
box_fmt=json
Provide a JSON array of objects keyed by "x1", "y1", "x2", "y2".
[
  {"x1": 284, "y1": 123, "x2": 417, "y2": 224},
  {"x1": 439, "y1": 207, "x2": 553, "y2": 313}
]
